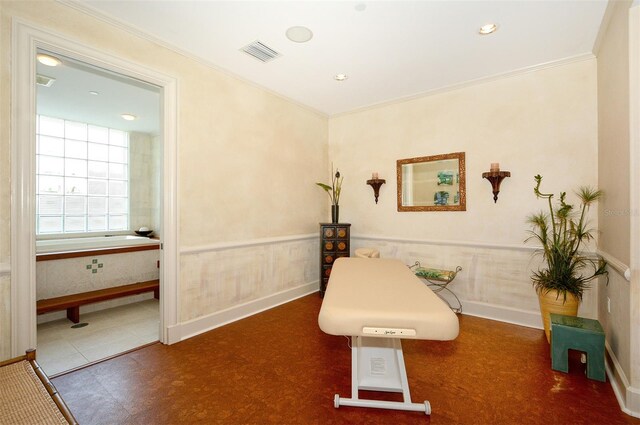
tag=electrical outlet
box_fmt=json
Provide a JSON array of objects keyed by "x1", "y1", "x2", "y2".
[{"x1": 607, "y1": 297, "x2": 611, "y2": 314}]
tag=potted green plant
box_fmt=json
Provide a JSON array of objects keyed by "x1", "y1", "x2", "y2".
[
  {"x1": 316, "y1": 165, "x2": 343, "y2": 223},
  {"x1": 526, "y1": 175, "x2": 608, "y2": 342}
]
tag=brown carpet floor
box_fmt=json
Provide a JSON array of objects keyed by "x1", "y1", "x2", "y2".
[{"x1": 51, "y1": 293, "x2": 638, "y2": 424}]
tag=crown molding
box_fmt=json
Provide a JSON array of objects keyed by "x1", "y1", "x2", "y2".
[{"x1": 332, "y1": 53, "x2": 596, "y2": 119}]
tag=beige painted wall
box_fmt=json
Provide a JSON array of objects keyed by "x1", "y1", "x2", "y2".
[
  {"x1": 596, "y1": 0, "x2": 633, "y2": 384},
  {"x1": 598, "y1": 0, "x2": 632, "y2": 266},
  {"x1": 329, "y1": 59, "x2": 599, "y2": 244},
  {"x1": 329, "y1": 59, "x2": 599, "y2": 323},
  {"x1": 0, "y1": 1, "x2": 327, "y2": 359},
  {"x1": 0, "y1": 1, "x2": 11, "y2": 360}
]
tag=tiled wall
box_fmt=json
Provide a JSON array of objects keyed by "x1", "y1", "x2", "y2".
[
  {"x1": 179, "y1": 237, "x2": 318, "y2": 322},
  {"x1": 36, "y1": 250, "x2": 160, "y2": 322},
  {"x1": 129, "y1": 132, "x2": 161, "y2": 235}
]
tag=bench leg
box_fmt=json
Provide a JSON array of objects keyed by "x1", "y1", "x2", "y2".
[
  {"x1": 153, "y1": 288, "x2": 160, "y2": 299},
  {"x1": 66, "y1": 307, "x2": 80, "y2": 324}
]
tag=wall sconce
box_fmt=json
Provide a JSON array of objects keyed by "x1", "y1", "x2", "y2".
[
  {"x1": 366, "y1": 172, "x2": 386, "y2": 204},
  {"x1": 482, "y1": 163, "x2": 510, "y2": 203}
]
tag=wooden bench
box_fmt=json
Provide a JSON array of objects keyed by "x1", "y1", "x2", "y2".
[{"x1": 36, "y1": 280, "x2": 159, "y2": 324}]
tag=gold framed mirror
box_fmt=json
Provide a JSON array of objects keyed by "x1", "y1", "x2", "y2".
[{"x1": 397, "y1": 152, "x2": 466, "y2": 211}]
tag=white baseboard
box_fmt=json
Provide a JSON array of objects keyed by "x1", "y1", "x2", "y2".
[
  {"x1": 605, "y1": 341, "x2": 640, "y2": 418},
  {"x1": 165, "y1": 293, "x2": 542, "y2": 346},
  {"x1": 166, "y1": 281, "x2": 318, "y2": 344},
  {"x1": 628, "y1": 386, "x2": 640, "y2": 418},
  {"x1": 461, "y1": 299, "x2": 543, "y2": 329}
]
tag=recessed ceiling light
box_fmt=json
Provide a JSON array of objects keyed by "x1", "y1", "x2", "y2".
[
  {"x1": 286, "y1": 26, "x2": 313, "y2": 43},
  {"x1": 36, "y1": 53, "x2": 62, "y2": 67},
  {"x1": 479, "y1": 23, "x2": 498, "y2": 35},
  {"x1": 121, "y1": 114, "x2": 137, "y2": 121},
  {"x1": 334, "y1": 74, "x2": 348, "y2": 81},
  {"x1": 89, "y1": 91, "x2": 99, "y2": 96}
]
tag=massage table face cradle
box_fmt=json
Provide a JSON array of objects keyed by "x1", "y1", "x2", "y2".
[{"x1": 318, "y1": 258, "x2": 459, "y2": 415}]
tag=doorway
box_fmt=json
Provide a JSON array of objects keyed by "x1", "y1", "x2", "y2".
[
  {"x1": 34, "y1": 50, "x2": 163, "y2": 374},
  {"x1": 11, "y1": 21, "x2": 178, "y2": 359}
]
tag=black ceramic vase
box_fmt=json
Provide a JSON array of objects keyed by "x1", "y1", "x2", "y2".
[{"x1": 331, "y1": 205, "x2": 339, "y2": 223}]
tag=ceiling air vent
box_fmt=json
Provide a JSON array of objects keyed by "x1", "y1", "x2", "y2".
[
  {"x1": 36, "y1": 74, "x2": 56, "y2": 87},
  {"x1": 240, "y1": 41, "x2": 281, "y2": 63}
]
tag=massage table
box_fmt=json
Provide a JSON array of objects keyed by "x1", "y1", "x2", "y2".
[{"x1": 318, "y1": 258, "x2": 459, "y2": 415}]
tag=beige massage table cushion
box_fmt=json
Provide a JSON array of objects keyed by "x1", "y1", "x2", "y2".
[{"x1": 318, "y1": 258, "x2": 459, "y2": 340}]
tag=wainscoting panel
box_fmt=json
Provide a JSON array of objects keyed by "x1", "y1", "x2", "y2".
[
  {"x1": 351, "y1": 236, "x2": 598, "y2": 328},
  {"x1": 179, "y1": 236, "x2": 318, "y2": 323}
]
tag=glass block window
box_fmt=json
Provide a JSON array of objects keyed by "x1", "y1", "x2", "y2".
[{"x1": 36, "y1": 116, "x2": 129, "y2": 235}]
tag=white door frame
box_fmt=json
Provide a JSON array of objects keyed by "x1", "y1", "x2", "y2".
[
  {"x1": 628, "y1": 3, "x2": 640, "y2": 415},
  {"x1": 11, "y1": 20, "x2": 179, "y2": 356}
]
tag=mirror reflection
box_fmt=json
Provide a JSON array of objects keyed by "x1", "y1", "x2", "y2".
[{"x1": 397, "y1": 152, "x2": 466, "y2": 211}]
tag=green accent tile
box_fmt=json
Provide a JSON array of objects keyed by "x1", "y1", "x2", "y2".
[
  {"x1": 86, "y1": 265, "x2": 92, "y2": 270},
  {"x1": 97, "y1": 263, "x2": 103, "y2": 268},
  {"x1": 92, "y1": 259, "x2": 98, "y2": 264},
  {"x1": 92, "y1": 269, "x2": 97, "y2": 274}
]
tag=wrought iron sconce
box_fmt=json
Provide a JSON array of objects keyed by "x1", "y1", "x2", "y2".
[
  {"x1": 366, "y1": 173, "x2": 385, "y2": 204},
  {"x1": 482, "y1": 164, "x2": 510, "y2": 203}
]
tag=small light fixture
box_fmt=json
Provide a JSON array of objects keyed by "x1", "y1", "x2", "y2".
[
  {"x1": 482, "y1": 163, "x2": 510, "y2": 203},
  {"x1": 366, "y1": 173, "x2": 386, "y2": 204},
  {"x1": 89, "y1": 91, "x2": 99, "y2": 96},
  {"x1": 334, "y1": 74, "x2": 348, "y2": 81},
  {"x1": 36, "y1": 53, "x2": 62, "y2": 67},
  {"x1": 121, "y1": 113, "x2": 137, "y2": 121},
  {"x1": 286, "y1": 26, "x2": 313, "y2": 43},
  {"x1": 479, "y1": 23, "x2": 498, "y2": 35}
]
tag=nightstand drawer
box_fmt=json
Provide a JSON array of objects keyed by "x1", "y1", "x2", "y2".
[{"x1": 323, "y1": 265, "x2": 333, "y2": 278}]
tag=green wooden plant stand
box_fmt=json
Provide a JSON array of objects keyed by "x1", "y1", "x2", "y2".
[{"x1": 550, "y1": 313, "x2": 605, "y2": 382}]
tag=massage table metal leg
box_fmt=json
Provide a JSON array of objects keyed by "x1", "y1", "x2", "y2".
[{"x1": 334, "y1": 336, "x2": 431, "y2": 415}]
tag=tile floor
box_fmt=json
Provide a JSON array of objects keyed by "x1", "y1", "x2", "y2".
[{"x1": 36, "y1": 299, "x2": 159, "y2": 376}]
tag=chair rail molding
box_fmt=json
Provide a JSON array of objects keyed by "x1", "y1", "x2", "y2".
[
  {"x1": 352, "y1": 234, "x2": 537, "y2": 252},
  {"x1": 180, "y1": 233, "x2": 317, "y2": 255},
  {"x1": 597, "y1": 249, "x2": 631, "y2": 281}
]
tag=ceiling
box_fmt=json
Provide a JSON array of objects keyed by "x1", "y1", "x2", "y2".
[
  {"x1": 46, "y1": 0, "x2": 607, "y2": 124},
  {"x1": 69, "y1": 0, "x2": 607, "y2": 117},
  {"x1": 36, "y1": 50, "x2": 161, "y2": 134}
]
